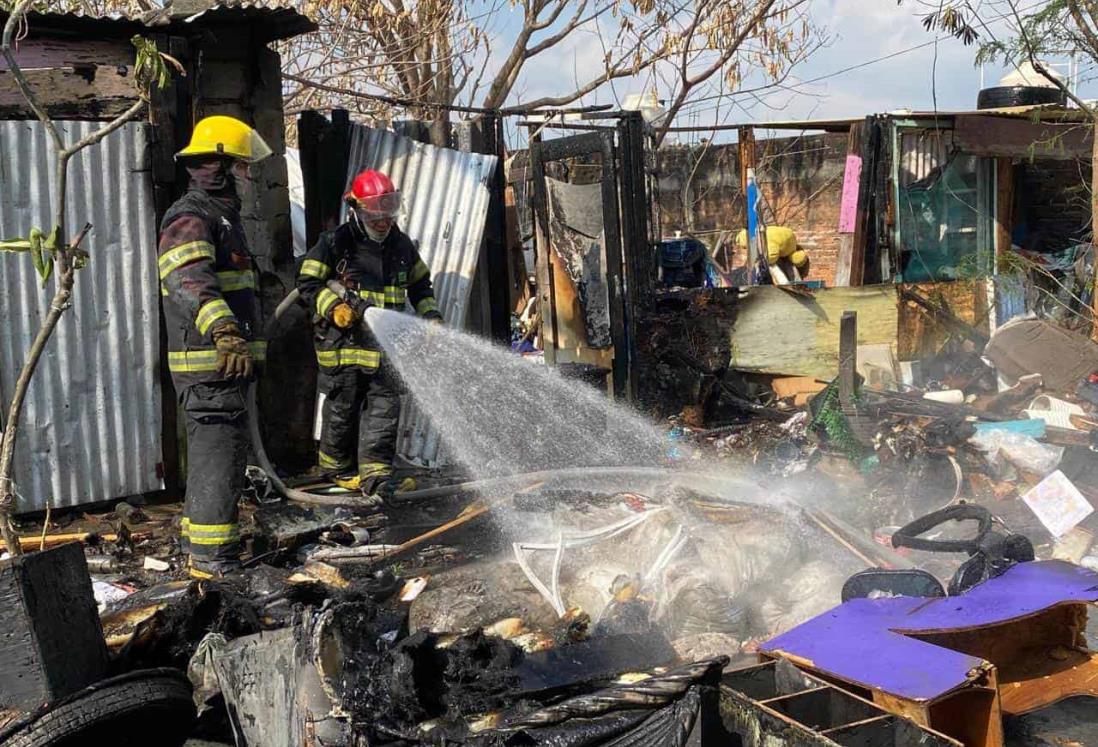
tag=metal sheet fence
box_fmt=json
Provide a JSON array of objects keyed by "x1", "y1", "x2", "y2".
[
  {"x1": 0, "y1": 120, "x2": 163, "y2": 511},
  {"x1": 344, "y1": 124, "x2": 497, "y2": 465}
]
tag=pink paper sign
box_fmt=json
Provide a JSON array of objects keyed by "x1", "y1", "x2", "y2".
[{"x1": 838, "y1": 154, "x2": 862, "y2": 233}]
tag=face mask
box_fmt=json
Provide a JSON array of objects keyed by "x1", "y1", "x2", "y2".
[{"x1": 363, "y1": 221, "x2": 391, "y2": 242}]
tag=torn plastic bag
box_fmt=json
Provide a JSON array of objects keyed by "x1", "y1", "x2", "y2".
[
  {"x1": 187, "y1": 632, "x2": 227, "y2": 714},
  {"x1": 969, "y1": 429, "x2": 1063, "y2": 477}
]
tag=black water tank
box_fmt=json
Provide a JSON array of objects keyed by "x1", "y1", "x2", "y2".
[{"x1": 977, "y1": 85, "x2": 1066, "y2": 110}]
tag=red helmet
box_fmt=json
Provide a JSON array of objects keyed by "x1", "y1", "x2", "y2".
[{"x1": 345, "y1": 169, "x2": 401, "y2": 219}]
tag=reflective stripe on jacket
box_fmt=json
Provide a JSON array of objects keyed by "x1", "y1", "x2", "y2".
[
  {"x1": 296, "y1": 223, "x2": 440, "y2": 372},
  {"x1": 159, "y1": 189, "x2": 264, "y2": 388}
]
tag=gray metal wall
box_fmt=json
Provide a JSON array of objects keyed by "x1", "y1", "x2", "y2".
[
  {"x1": 0, "y1": 120, "x2": 163, "y2": 512},
  {"x1": 345, "y1": 124, "x2": 497, "y2": 465}
]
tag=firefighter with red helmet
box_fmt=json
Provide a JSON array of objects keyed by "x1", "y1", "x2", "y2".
[{"x1": 296, "y1": 169, "x2": 442, "y2": 500}]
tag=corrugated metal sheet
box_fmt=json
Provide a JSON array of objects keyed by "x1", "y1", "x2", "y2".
[
  {"x1": 344, "y1": 124, "x2": 497, "y2": 465},
  {"x1": 0, "y1": 120, "x2": 163, "y2": 512}
]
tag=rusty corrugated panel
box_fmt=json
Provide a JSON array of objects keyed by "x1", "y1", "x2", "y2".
[
  {"x1": 344, "y1": 124, "x2": 497, "y2": 466},
  {"x1": 0, "y1": 120, "x2": 163, "y2": 512}
]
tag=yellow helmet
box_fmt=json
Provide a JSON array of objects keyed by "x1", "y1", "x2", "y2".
[{"x1": 176, "y1": 115, "x2": 273, "y2": 163}]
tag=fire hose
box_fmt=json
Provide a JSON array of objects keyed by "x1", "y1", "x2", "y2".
[
  {"x1": 259, "y1": 284, "x2": 766, "y2": 507},
  {"x1": 248, "y1": 279, "x2": 378, "y2": 507}
]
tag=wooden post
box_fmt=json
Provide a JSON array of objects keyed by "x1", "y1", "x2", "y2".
[
  {"x1": 839, "y1": 311, "x2": 858, "y2": 413},
  {"x1": 835, "y1": 123, "x2": 866, "y2": 286},
  {"x1": 529, "y1": 133, "x2": 557, "y2": 365},
  {"x1": 995, "y1": 157, "x2": 1014, "y2": 273},
  {"x1": 738, "y1": 126, "x2": 757, "y2": 279},
  {"x1": 850, "y1": 117, "x2": 877, "y2": 287},
  {"x1": 1091, "y1": 124, "x2": 1098, "y2": 340}
]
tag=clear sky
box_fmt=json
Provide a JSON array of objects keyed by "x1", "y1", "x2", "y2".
[{"x1": 496, "y1": 0, "x2": 1093, "y2": 144}]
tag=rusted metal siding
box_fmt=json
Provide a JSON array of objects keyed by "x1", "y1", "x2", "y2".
[
  {"x1": 345, "y1": 124, "x2": 497, "y2": 466},
  {"x1": 0, "y1": 120, "x2": 163, "y2": 512}
]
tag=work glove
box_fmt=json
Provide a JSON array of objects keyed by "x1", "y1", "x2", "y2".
[
  {"x1": 212, "y1": 322, "x2": 253, "y2": 379},
  {"x1": 330, "y1": 302, "x2": 359, "y2": 329}
]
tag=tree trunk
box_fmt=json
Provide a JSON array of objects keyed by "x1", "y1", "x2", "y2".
[{"x1": 1091, "y1": 124, "x2": 1098, "y2": 340}]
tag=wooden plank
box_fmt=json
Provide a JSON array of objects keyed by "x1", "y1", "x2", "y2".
[
  {"x1": 772, "y1": 377, "x2": 827, "y2": 399},
  {"x1": 530, "y1": 137, "x2": 557, "y2": 366},
  {"x1": 835, "y1": 123, "x2": 866, "y2": 287},
  {"x1": 839, "y1": 311, "x2": 858, "y2": 410},
  {"x1": 0, "y1": 531, "x2": 120, "y2": 553},
  {"x1": 0, "y1": 66, "x2": 138, "y2": 119},
  {"x1": 954, "y1": 114, "x2": 1092, "y2": 160},
  {"x1": 729, "y1": 285, "x2": 899, "y2": 380},
  {"x1": 995, "y1": 157, "x2": 1014, "y2": 266},
  {"x1": 0, "y1": 37, "x2": 133, "y2": 69}
]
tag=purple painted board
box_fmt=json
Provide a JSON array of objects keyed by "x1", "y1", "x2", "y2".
[
  {"x1": 838, "y1": 154, "x2": 862, "y2": 233},
  {"x1": 762, "y1": 561, "x2": 1098, "y2": 702}
]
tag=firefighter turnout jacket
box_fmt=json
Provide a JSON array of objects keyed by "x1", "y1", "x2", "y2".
[
  {"x1": 158, "y1": 189, "x2": 265, "y2": 388},
  {"x1": 297, "y1": 222, "x2": 441, "y2": 373}
]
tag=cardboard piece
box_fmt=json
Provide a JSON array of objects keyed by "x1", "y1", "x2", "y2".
[
  {"x1": 1023, "y1": 470, "x2": 1095, "y2": 539},
  {"x1": 772, "y1": 377, "x2": 828, "y2": 400},
  {"x1": 984, "y1": 318, "x2": 1098, "y2": 392}
]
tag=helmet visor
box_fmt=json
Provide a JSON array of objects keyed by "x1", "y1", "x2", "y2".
[
  {"x1": 356, "y1": 190, "x2": 402, "y2": 219},
  {"x1": 245, "y1": 130, "x2": 273, "y2": 163}
]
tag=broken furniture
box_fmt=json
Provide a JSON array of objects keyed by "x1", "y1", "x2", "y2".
[
  {"x1": 761, "y1": 560, "x2": 1098, "y2": 747},
  {"x1": 720, "y1": 658, "x2": 961, "y2": 746}
]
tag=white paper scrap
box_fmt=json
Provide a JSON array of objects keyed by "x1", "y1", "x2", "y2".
[{"x1": 1022, "y1": 470, "x2": 1094, "y2": 538}]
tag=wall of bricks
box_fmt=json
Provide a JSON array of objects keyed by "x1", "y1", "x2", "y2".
[
  {"x1": 1014, "y1": 158, "x2": 1092, "y2": 252},
  {"x1": 656, "y1": 132, "x2": 849, "y2": 285}
]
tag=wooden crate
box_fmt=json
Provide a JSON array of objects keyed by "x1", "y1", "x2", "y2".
[{"x1": 0, "y1": 542, "x2": 109, "y2": 711}]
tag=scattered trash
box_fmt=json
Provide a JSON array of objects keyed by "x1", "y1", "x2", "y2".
[
  {"x1": 399, "y1": 576, "x2": 429, "y2": 602},
  {"x1": 143, "y1": 556, "x2": 171, "y2": 572},
  {"x1": 1022, "y1": 470, "x2": 1095, "y2": 538},
  {"x1": 970, "y1": 428, "x2": 1064, "y2": 478},
  {"x1": 92, "y1": 580, "x2": 135, "y2": 612}
]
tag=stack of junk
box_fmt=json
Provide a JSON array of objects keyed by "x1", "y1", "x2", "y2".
[{"x1": 3, "y1": 304, "x2": 1098, "y2": 745}]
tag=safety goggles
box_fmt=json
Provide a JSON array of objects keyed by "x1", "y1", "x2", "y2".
[{"x1": 354, "y1": 190, "x2": 402, "y2": 220}]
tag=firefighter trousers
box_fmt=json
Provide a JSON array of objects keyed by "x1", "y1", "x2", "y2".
[
  {"x1": 180, "y1": 381, "x2": 248, "y2": 569},
  {"x1": 317, "y1": 364, "x2": 401, "y2": 479}
]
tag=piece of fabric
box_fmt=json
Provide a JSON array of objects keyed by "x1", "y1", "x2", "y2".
[
  {"x1": 297, "y1": 222, "x2": 440, "y2": 373},
  {"x1": 181, "y1": 381, "x2": 248, "y2": 566},
  {"x1": 317, "y1": 365, "x2": 401, "y2": 477}
]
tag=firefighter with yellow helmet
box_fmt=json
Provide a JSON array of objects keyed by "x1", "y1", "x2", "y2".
[
  {"x1": 158, "y1": 115, "x2": 272, "y2": 578},
  {"x1": 735, "y1": 225, "x2": 810, "y2": 281}
]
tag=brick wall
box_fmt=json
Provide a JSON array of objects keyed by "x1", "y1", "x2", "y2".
[
  {"x1": 1014, "y1": 158, "x2": 1092, "y2": 251},
  {"x1": 656, "y1": 132, "x2": 849, "y2": 285}
]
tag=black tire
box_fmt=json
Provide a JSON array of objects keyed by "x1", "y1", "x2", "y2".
[
  {"x1": 977, "y1": 85, "x2": 1066, "y2": 110},
  {"x1": 3, "y1": 670, "x2": 195, "y2": 747}
]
